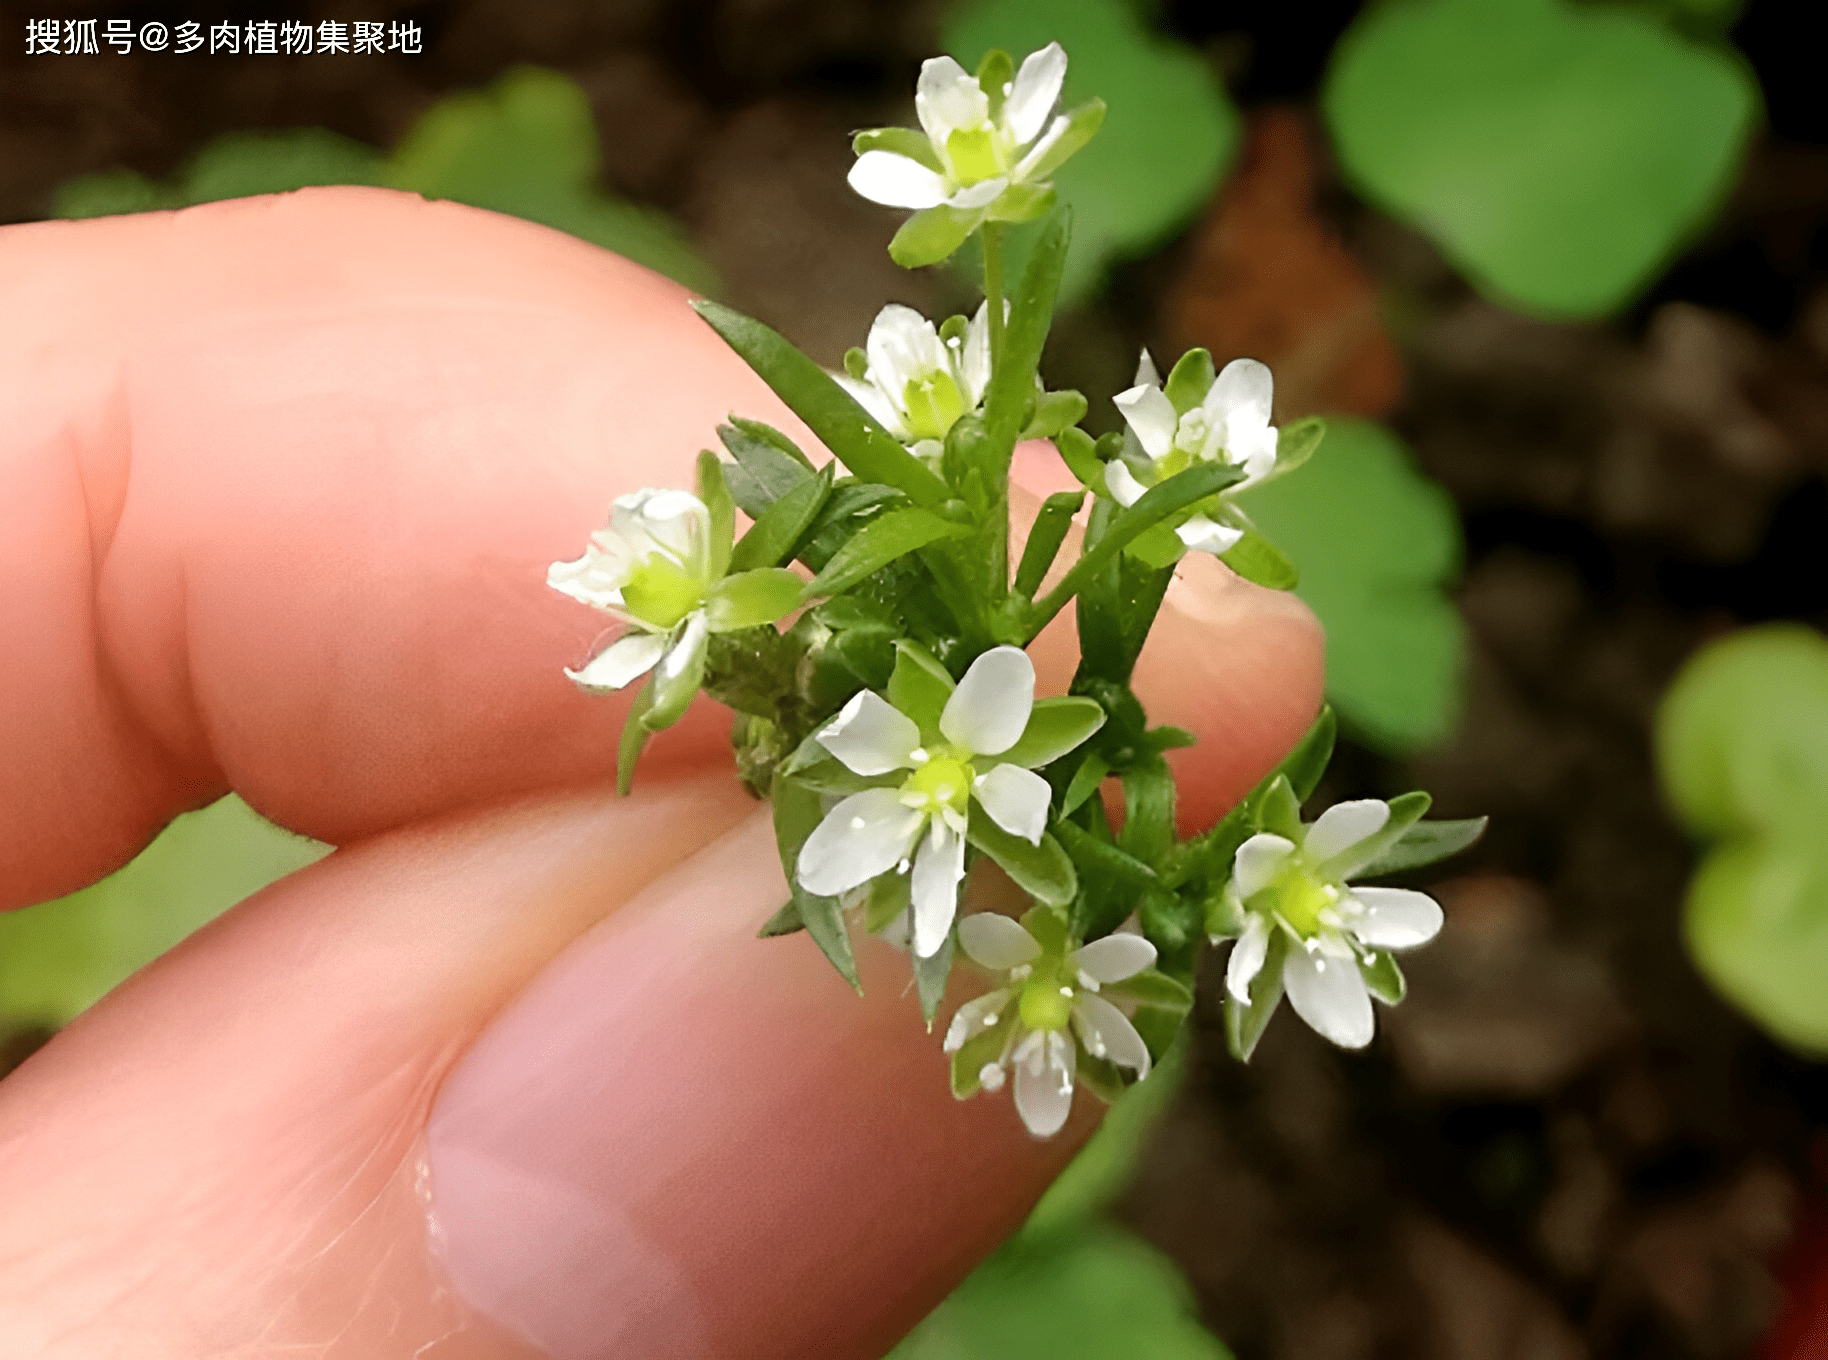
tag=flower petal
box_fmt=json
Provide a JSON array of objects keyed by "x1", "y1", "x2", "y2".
[
  {"x1": 1073, "y1": 993, "x2": 1151, "y2": 1078},
  {"x1": 631, "y1": 489, "x2": 711, "y2": 575},
  {"x1": 1209, "y1": 357, "x2": 1274, "y2": 429},
  {"x1": 1175, "y1": 512, "x2": 1243, "y2": 556},
  {"x1": 1113, "y1": 383, "x2": 1178, "y2": 460},
  {"x1": 1014, "y1": 1030, "x2": 1076, "y2": 1138},
  {"x1": 973, "y1": 763, "x2": 1051, "y2": 845},
  {"x1": 1233, "y1": 832, "x2": 1296, "y2": 899},
  {"x1": 1072, "y1": 932, "x2": 1157, "y2": 984},
  {"x1": 1348, "y1": 887, "x2": 1445, "y2": 950},
  {"x1": 958, "y1": 913, "x2": 1042, "y2": 970},
  {"x1": 848, "y1": 150, "x2": 950, "y2": 209},
  {"x1": 817, "y1": 689, "x2": 922, "y2": 776},
  {"x1": 796, "y1": 789, "x2": 924, "y2": 897},
  {"x1": 916, "y1": 55, "x2": 985, "y2": 140},
  {"x1": 1103, "y1": 458, "x2": 1147, "y2": 507},
  {"x1": 948, "y1": 176, "x2": 1007, "y2": 211},
  {"x1": 943, "y1": 986, "x2": 1014, "y2": 1052},
  {"x1": 1283, "y1": 945, "x2": 1376, "y2": 1049},
  {"x1": 866, "y1": 303, "x2": 946, "y2": 395},
  {"x1": 834, "y1": 372, "x2": 907, "y2": 438},
  {"x1": 941, "y1": 645, "x2": 1035, "y2": 756},
  {"x1": 1226, "y1": 912, "x2": 1270, "y2": 1002},
  {"x1": 959, "y1": 302, "x2": 993, "y2": 406},
  {"x1": 1305, "y1": 799, "x2": 1391, "y2": 866},
  {"x1": 564, "y1": 631, "x2": 666, "y2": 692},
  {"x1": 1004, "y1": 42, "x2": 1067, "y2": 145},
  {"x1": 911, "y1": 819, "x2": 968, "y2": 957}
]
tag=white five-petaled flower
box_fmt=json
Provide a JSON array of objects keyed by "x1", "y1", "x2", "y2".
[
  {"x1": 848, "y1": 43, "x2": 1102, "y2": 245},
  {"x1": 945, "y1": 911, "x2": 1157, "y2": 1139},
  {"x1": 549, "y1": 486, "x2": 801, "y2": 723},
  {"x1": 836, "y1": 303, "x2": 991, "y2": 463},
  {"x1": 1107, "y1": 354, "x2": 1280, "y2": 556},
  {"x1": 796, "y1": 646, "x2": 1069, "y2": 958},
  {"x1": 1222, "y1": 800, "x2": 1444, "y2": 1050}
]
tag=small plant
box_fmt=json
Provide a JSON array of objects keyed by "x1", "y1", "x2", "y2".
[{"x1": 549, "y1": 43, "x2": 1484, "y2": 1138}]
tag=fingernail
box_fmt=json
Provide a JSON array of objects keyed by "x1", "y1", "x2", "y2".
[{"x1": 425, "y1": 812, "x2": 1080, "y2": 1360}]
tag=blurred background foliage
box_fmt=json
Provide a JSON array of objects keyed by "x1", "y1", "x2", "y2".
[{"x1": 6, "y1": 0, "x2": 1828, "y2": 1353}]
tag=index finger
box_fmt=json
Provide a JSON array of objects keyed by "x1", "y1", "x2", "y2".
[{"x1": 0, "y1": 187, "x2": 785, "y2": 905}]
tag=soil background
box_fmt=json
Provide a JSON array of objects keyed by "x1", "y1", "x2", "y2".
[{"x1": 4, "y1": 2, "x2": 1828, "y2": 1357}]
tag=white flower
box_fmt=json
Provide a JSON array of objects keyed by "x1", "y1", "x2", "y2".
[
  {"x1": 550, "y1": 485, "x2": 802, "y2": 725},
  {"x1": 1220, "y1": 800, "x2": 1444, "y2": 1050},
  {"x1": 795, "y1": 645, "x2": 1089, "y2": 958},
  {"x1": 1106, "y1": 353, "x2": 1280, "y2": 556},
  {"x1": 945, "y1": 912, "x2": 1157, "y2": 1139},
  {"x1": 847, "y1": 43, "x2": 1104, "y2": 263},
  {"x1": 836, "y1": 303, "x2": 991, "y2": 463}
]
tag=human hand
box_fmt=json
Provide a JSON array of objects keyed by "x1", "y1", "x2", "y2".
[{"x1": 0, "y1": 188, "x2": 1323, "y2": 1358}]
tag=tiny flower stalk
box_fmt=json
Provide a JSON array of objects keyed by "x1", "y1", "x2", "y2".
[
  {"x1": 945, "y1": 908, "x2": 1164, "y2": 1138},
  {"x1": 849, "y1": 42, "x2": 1106, "y2": 269},
  {"x1": 793, "y1": 642, "x2": 1103, "y2": 956}
]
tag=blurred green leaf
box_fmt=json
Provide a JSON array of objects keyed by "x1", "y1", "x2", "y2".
[
  {"x1": 0, "y1": 796, "x2": 327, "y2": 1028},
  {"x1": 889, "y1": 1223, "x2": 1228, "y2": 1360},
  {"x1": 1656, "y1": 624, "x2": 1828, "y2": 1054},
  {"x1": 386, "y1": 66, "x2": 715, "y2": 294},
  {"x1": 945, "y1": 0, "x2": 1239, "y2": 304},
  {"x1": 53, "y1": 68, "x2": 713, "y2": 294},
  {"x1": 1237, "y1": 421, "x2": 1463, "y2": 755},
  {"x1": 1324, "y1": 0, "x2": 1759, "y2": 318}
]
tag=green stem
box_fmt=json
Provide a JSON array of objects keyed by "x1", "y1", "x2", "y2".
[{"x1": 981, "y1": 222, "x2": 1006, "y2": 373}]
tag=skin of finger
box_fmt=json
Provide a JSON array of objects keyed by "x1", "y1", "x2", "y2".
[
  {"x1": 0, "y1": 572, "x2": 1316, "y2": 1357},
  {"x1": 0, "y1": 187, "x2": 802, "y2": 908}
]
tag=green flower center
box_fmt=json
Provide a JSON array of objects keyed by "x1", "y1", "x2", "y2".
[
  {"x1": 1018, "y1": 964, "x2": 1074, "y2": 1031},
  {"x1": 1260, "y1": 861, "x2": 1341, "y2": 938},
  {"x1": 620, "y1": 554, "x2": 706, "y2": 630},
  {"x1": 903, "y1": 756, "x2": 973, "y2": 814},
  {"x1": 901, "y1": 371, "x2": 968, "y2": 442},
  {"x1": 945, "y1": 124, "x2": 1005, "y2": 182}
]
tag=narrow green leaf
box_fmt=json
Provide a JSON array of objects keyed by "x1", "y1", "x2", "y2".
[
  {"x1": 889, "y1": 204, "x2": 982, "y2": 269},
  {"x1": 1360, "y1": 949, "x2": 1406, "y2": 1006},
  {"x1": 889, "y1": 640, "x2": 956, "y2": 738},
  {"x1": 966, "y1": 816, "x2": 1077, "y2": 906},
  {"x1": 718, "y1": 419, "x2": 815, "y2": 517},
  {"x1": 864, "y1": 873, "x2": 912, "y2": 934},
  {"x1": 1358, "y1": 816, "x2": 1488, "y2": 878},
  {"x1": 728, "y1": 462, "x2": 834, "y2": 572},
  {"x1": 1162, "y1": 348, "x2": 1214, "y2": 414},
  {"x1": 985, "y1": 210, "x2": 1071, "y2": 447},
  {"x1": 797, "y1": 887, "x2": 861, "y2": 993},
  {"x1": 1120, "y1": 757, "x2": 1177, "y2": 867},
  {"x1": 1054, "y1": 426, "x2": 1105, "y2": 490},
  {"x1": 1029, "y1": 461, "x2": 1245, "y2": 637},
  {"x1": 1272, "y1": 416, "x2": 1325, "y2": 479},
  {"x1": 693, "y1": 300, "x2": 949, "y2": 505},
  {"x1": 696, "y1": 450, "x2": 736, "y2": 579},
  {"x1": 1284, "y1": 708, "x2": 1338, "y2": 803},
  {"x1": 1104, "y1": 969, "x2": 1195, "y2": 1012},
  {"x1": 1328, "y1": 789, "x2": 1432, "y2": 878},
  {"x1": 1021, "y1": 98, "x2": 1106, "y2": 183},
  {"x1": 758, "y1": 898, "x2": 805, "y2": 937},
  {"x1": 1014, "y1": 490, "x2": 1085, "y2": 599},
  {"x1": 1220, "y1": 529, "x2": 1298, "y2": 591},
  {"x1": 1139, "y1": 887, "x2": 1202, "y2": 976},
  {"x1": 1125, "y1": 520, "x2": 1186, "y2": 572},
  {"x1": 805, "y1": 507, "x2": 971, "y2": 598},
  {"x1": 704, "y1": 569, "x2": 803, "y2": 631},
  {"x1": 1001, "y1": 697, "x2": 1107, "y2": 770},
  {"x1": 1256, "y1": 776, "x2": 1302, "y2": 842},
  {"x1": 771, "y1": 774, "x2": 825, "y2": 878},
  {"x1": 1061, "y1": 751, "x2": 1111, "y2": 816},
  {"x1": 1226, "y1": 929, "x2": 1288, "y2": 1061},
  {"x1": 730, "y1": 415, "x2": 817, "y2": 471},
  {"x1": 914, "y1": 931, "x2": 955, "y2": 1028},
  {"x1": 797, "y1": 482, "x2": 905, "y2": 571},
  {"x1": 852, "y1": 126, "x2": 943, "y2": 174}
]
